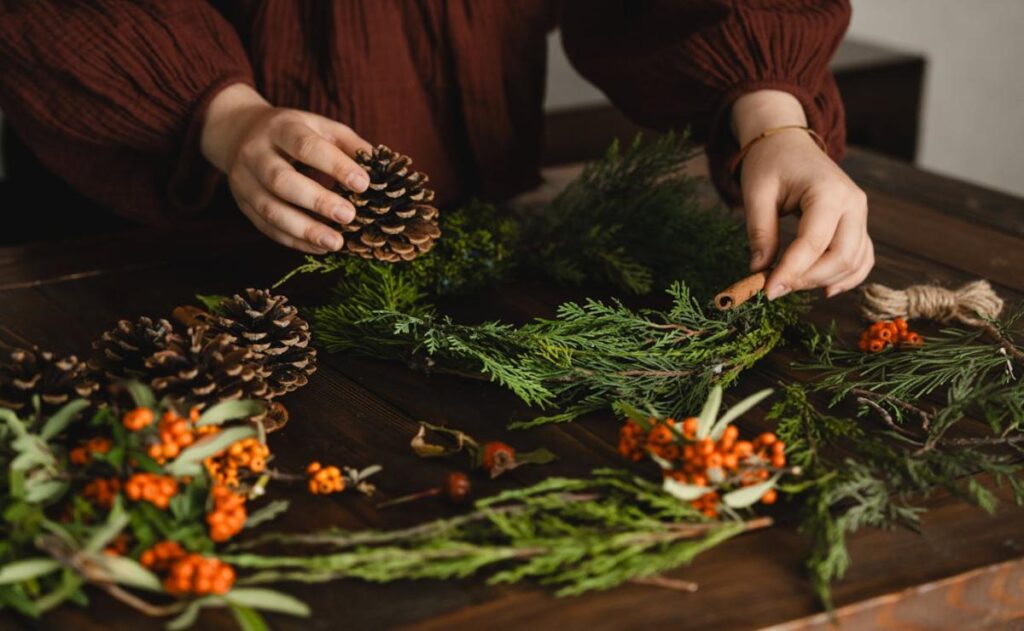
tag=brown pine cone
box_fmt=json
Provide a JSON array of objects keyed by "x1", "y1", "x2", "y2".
[
  {"x1": 0, "y1": 346, "x2": 98, "y2": 413},
  {"x1": 146, "y1": 326, "x2": 270, "y2": 409},
  {"x1": 89, "y1": 316, "x2": 176, "y2": 382},
  {"x1": 173, "y1": 290, "x2": 317, "y2": 399},
  {"x1": 338, "y1": 145, "x2": 441, "y2": 262}
]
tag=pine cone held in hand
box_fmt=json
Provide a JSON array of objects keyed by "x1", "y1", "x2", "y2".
[
  {"x1": 187, "y1": 289, "x2": 317, "y2": 398},
  {"x1": 0, "y1": 346, "x2": 98, "y2": 413},
  {"x1": 338, "y1": 145, "x2": 441, "y2": 262}
]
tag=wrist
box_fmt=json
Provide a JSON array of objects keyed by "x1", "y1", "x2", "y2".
[
  {"x1": 200, "y1": 83, "x2": 272, "y2": 172},
  {"x1": 731, "y1": 90, "x2": 808, "y2": 146}
]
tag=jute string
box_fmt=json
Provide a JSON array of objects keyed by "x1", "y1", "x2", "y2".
[{"x1": 861, "y1": 280, "x2": 1003, "y2": 327}]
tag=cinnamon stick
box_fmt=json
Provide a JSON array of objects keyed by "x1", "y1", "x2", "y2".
[{"x1": 713, "y1": 272, "x2": 768, "y2": 310}]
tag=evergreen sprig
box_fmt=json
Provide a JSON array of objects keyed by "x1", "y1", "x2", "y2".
[
  {"x1": 225, "y1": 469, "x2": 769, "y2": 596},
  {"x1": 778, "y1": 308, "x2": 1024, "y2": 607},
  {"x1": 313, "y1": 279, "x2": 804, "y2": 427}
]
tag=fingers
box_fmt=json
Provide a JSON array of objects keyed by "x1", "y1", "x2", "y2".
[
  {"x1": 825, "y1": 236, "x2": 874, "y2": 297},
  {"x1": 256, "y1": 154, "x2": 355, "y2": 224},
  {"x1": 742, "y1": 180, "x2": 781, "y2": 271},
  {"x1": 790, "y1": 212, "x2": 864, "y2": 290},
  {"x1": 231, "y1": 167, "x2": 345, "y2": 253},
  {"x1": 313, "y1": 115, "x2": 374, "y2": 157},
  {"x1": 765, "y1": 199, "x2": 839, "y2": 300},
  {"x1": 272, "y1": 121, "x2": 369, "y2": 193}
]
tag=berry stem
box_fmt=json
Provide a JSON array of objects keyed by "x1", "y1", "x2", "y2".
[{"x1": 377, "y1": 487, "x2": 442, "y2": 509}]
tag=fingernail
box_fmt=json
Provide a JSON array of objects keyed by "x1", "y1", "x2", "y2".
[
  {"x1": 320, "y1": 234, "x2": 343, "y2": 251},
  {"x1": 346, "y1": 171, "x2": 369, "y2": 192},
  {"x1": 766, "y1": 283, "x2": 790, "y2": 300},
  {"x1": 332, "y1": 205, "x2": 354, "y2": 224}
]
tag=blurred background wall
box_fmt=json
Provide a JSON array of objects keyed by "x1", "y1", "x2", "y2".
[{"x1": 2, "y1": 1, "x2": 1022, "y2": 197}]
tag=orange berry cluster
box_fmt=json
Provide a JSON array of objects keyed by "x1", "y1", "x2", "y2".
[
  {"x1": 147, "y1": 410, "x2": 199, "y2": 464},
  {"x1": 122, "y1": 407, "x2": 155, "y2": 431},
  {"x1": 207, "y1": 486, "x2": 247, "y2": 542},
  {"x1": 69, "y1": 437, "x2": 112, "y2": 466},
  {"x1": 140, "y1": 540, "x2": 186, "y2": 571},
  {"x1": 306, "y1": 461, "x2": 346, "y2": 495},
  {"x1": 619, "y1": 417, "x2": 785, "y2": 517},
  {"x1": 204, "y1": 437, "x2": 269, "y2": 488},
  {"x1": 858, "y1": 318, "x2": 922, "y2": 353},
  {"x1": 163, "y1": 553, "x2": 236, "y2": 596},
  {"x1": 124, "y1": 472, "x2": 178, "y2": 509},
  {"x1": 83, "y1": 476, "x2": 121, "y2": 509}
]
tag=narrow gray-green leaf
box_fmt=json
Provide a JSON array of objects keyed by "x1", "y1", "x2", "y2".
[
  {"x1": 710, "y1": 389, "x2": 772, "y2": 441},
  {"x1": 97, "y1": 556, "x2": 162, "y2": 591},
  {"x1": 662, "y1": 476, "x2": 711, "y2": 501},
  {"x1": 169, "y1": 426, "x2": 256, "y2": 477},
  {"x1": 230, "y1": 604, "x2": 270, "y2": 631},
  {"x1": 696, "y1": 385, "x2": 723, "y2": 439},
  {"x1": 124, "y1": 381, "x2": 156, "y2": 410},
  {"x1": 197, "y1": 400, "x2": 265, "y2": 428},
  {"x1": 244, "y1": 500, "x2": 290, "y2": 530},
  {"x1": 0, "y1": 558, "x2": 61, "y2": 585},
  {"x1": 722, "y1": 473, "x2": 781, "y2": 509},
  {"x1": 40, "y1": 399, "x2": 90, "y2": 440},
  {"x1": 224, "y1": 588, "x2": 311, "y2": 617}
]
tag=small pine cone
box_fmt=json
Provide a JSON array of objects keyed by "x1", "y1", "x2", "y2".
[
  {"x1": 0, "y1": 346, "x2": 98, "y2": 413},
  {"x1": 146, "y1": 326, "x2": 270, "y2": 408},
  {"x1": 338, "y1": 145, "x2": 441, "y2": 263},
  {"x1": 174, "y1": 290, "x2": 317, "y2": 399},
  {"x1": 89, "y1": 317, "x2": 176, "y2": 381}
]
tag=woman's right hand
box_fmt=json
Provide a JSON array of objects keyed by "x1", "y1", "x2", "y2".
[{"x1": 200, "y1": 83, "x2": 373, "y2": 253}]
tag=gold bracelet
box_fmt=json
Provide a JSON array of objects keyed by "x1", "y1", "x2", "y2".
[{"x1": 728, "y1": 125, "x2": 828, "y2": 174}]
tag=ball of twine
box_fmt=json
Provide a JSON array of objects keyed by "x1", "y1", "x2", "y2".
[{"x1": 861, "y1": 280, "x2": 1004, "y2": 327}]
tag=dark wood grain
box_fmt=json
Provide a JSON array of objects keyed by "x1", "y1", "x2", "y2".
[{"x1": 0, "y1": 149, "x2": 1022, "y2": 631}]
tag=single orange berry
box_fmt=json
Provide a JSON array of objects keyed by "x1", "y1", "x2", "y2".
[
  {"x1": 868, "y1": 338, "x2": 886, "y2": 353},
  {"x1": 761, "y1": 489, "x2": 778, "y2": 505},
  {"x1": 481, "y1": 441, "x2": 517, "y2": 474},
  {"x1": 681, "y1": 417, "x2": 699, "y2": 437}
]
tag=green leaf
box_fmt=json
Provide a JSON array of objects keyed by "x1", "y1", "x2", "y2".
[
  {"x1": 23, "y1": 480, "x2": 66, "y2": 504},
  {"x1": 85, "y1": 497, "x2": 129, "y2": 553},
  {"x1": 96, "y1": 556, "x2": 162, "y2": 591},
  {"x1": 662, "y1": 476, "x2": 711, "y2": 501},
  {"x1": 244, "y1": 500, "x2": 290, "y2": 530},
  {"x1": 166, "y1": 596, "x2": 216, "y2": 630},
  {"x1": 40, "y1": 399, "x2": 90, "y2": 440},
  {"x1": 710, "y1": 389, "x2": 772, "y2": 441},
  {"x1": 516, "y1": 448, "x2": 557, "y2": 466},
  {"x1": 168, "y1": 426, "x2": 257, "y2": 477},
  {"x1": 722, "y1": 473, "x2": 781, "y2": 509},
  {"x1": 197, "y1": 294, "x2": 229, "y2": 314},
  {"x1": 225, "y1": 588, "x2": 311, "y2": 617},
  {"x1": 696, "y1": 385, "x2": 723, "y2": 439},
  {"x1": 230, "y1": 604, "x2": 270, "y2": 631},
  {"x1": 0, "y1": 559, "x2": 61, "y2": 585},
  {"x1": 124, "y1": 381, "x2": 157, "y2": 410},
  {"x1": 196, "y1": 400, "x2": 265, "y2": 428}
]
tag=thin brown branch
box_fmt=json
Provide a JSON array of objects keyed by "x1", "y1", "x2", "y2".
[
  {"x1": 631, "y1": 575, "x2": 699, "y2": 592},
  {"x1": 851, "y1": 387, "x2": 933, "y2": 430},
  {"x1": 981, "y1": 324, "x2": 1024, "y2": 363},
  {"x1": 855, "y1": 396, "x2": 924, "y2": 442}
]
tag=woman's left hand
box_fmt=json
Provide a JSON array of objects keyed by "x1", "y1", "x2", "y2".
[{"x1": 732, "y1": 90, "x2": 874, "y2": 300}]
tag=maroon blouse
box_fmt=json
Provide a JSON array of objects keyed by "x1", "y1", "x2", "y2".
[{"x1": 0, "y1": 0, "x2": 849, "y2": 226}]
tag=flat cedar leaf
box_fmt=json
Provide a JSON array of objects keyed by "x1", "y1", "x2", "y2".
[
  {"x1": 40, "y1": 399, "x2": 90, "y2": 440},
  {"x1": 710, "y1": 389, "x2": 772, "y2": 440},
  {"x1": 124, "y1": 381, "x2": 156, "y2": 410},
  {"x1": 0, "y1": 559, "x2": 61, "y2": 585},
  {"x1": 696, "y1": 385, "x2": 723, "y2": 439},
  {"x1": 231, "y1": 604, "x2": 270, "y2": 631},
  {"x1": 197, "y1": 400, "x2": 265, "y2": 428},
  {"x1": 226, "y1": 588, "x2": 311, "y2": 617},
  {"x1": 96, "y1": 556, "x2": 162, "y2": 591},
  {"x1": 169, "y1": 426, "x2": 256, "y2": 477},
  {"x1": 662, "y1": 476, "x2": 711, "y2": 501},
  {"x1": 244, "y1": 500, "x2": 290, "y2": 529},
  {"x1": 722, "y1": 473, "x2": 781, "y2": 509}
]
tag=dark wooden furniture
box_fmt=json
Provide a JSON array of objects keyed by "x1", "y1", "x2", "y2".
[
  {"x1": 0, "y1": 147, "x2": 1022, "y2": 630},
  {"x1": 542, "y1": 38, "x2": 925, "y2": 166}
]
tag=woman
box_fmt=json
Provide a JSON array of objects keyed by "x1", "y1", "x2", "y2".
[{"x1": 0, "y1": 0, "x2": 872, "y2": 299}]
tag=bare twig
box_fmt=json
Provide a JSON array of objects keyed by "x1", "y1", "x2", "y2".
[
  {"x1": 856, "y1": 396, "x2": 924, "y2": 442},
  {"x1": 631, "y1": 575, "x2": 699, "y2": 592}
]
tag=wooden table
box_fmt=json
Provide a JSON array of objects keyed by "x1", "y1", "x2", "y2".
[{"x1": 1, "y1": 148, "x2": 1022, "y2": 630}]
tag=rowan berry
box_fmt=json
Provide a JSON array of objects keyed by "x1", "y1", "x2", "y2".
[
  {"x1": 444, "y1": 471, "x2": 472, "y2": 503},
  {"x1": 124, "y1": 473, "x2": 177, "y2": 509},
  {"x1": 140, "y1": 540, "x2": 185, "y2": 570},
  {"x1": 207, "y1": 486, "x2": 247, "y2": 542},
  {"x1": 681, "y1": 417, "x2": 699, "y2": 438},
  {"x1": 83, "y1": 477, "x2": 120, "y2": 509},
  {"x1": 481, "y1": 441, "x2": 517, "y2": 474},
  {"x1": 163, "y1": 554, "x2": 235, "y2": 596},
  {"x1": 123, "y1": 407, "x2": 155, "y2": 431},
  {"x1": 307, "y1": 464, "x2": 345, "y2": 495},
  {"x1": 761, "y1": 489, "x2": 778, "y2": 505}
]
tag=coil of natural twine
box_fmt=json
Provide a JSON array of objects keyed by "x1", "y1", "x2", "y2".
[{"x1": 861, "y1": 280, "x2": 1003, "y2": 327}]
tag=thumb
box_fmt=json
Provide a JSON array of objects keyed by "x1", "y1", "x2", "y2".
[{"x1": 742, "y1": 179, "x2": 781, "y2": 272}]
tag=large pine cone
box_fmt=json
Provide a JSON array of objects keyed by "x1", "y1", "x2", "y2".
[
  {"x1": 181, "y1": 289, "x2": 317, "y2": 398},
  {"x1": 145, "y1": 326, "x2": 270, "y2": 408},
  {"x1": 89, "y1": 317, "x2": 176, "y2": 382},
  {"x1": 0, "y1": 346, "x2": 98, "y2": 413},
  {"x1": 339, "y1": 145, "x2": 441, "y2": 262}
]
